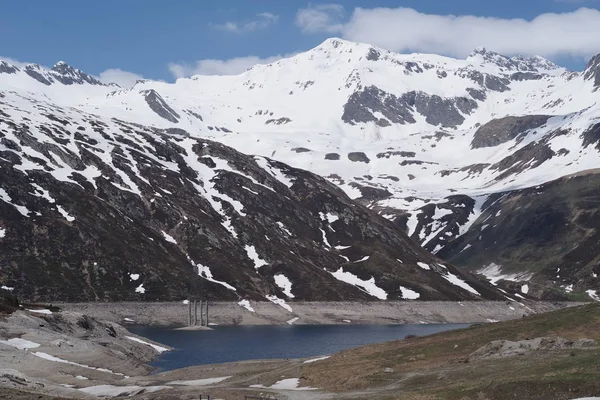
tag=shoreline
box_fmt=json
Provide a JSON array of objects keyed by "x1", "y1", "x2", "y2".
[
  {"x1": 56, "y1": 300, "x2": 581, "y2": 327},
  {"x1": 0, "y1": 301, "x2": 588, "y2": 399}
]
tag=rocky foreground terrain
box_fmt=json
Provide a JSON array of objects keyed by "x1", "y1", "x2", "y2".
[{"x1": 0, "y1": 296, "x2": 596, "y2": 399}]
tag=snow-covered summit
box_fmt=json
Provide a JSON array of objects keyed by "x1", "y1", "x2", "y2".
[
  {"x1": 2, "y1": 39, "x2": 600, "y2": 254},
  {"x1": 467, "y1": 47, "x2": 565, "y2": 75}
]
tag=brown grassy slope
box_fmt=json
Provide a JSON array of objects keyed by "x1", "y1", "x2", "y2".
[{"x1": 300, "y1": 303, "x2": 600, "y2": 399}]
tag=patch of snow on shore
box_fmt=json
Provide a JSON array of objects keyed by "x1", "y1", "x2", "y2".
[
  {"x1": 126, "y1": 336, "x2": 169, "y2": 353},
  {"x1": 251, "y1": 378, "x2": 317, "y2": 391},
  {"x1": 303, "y1": 356, "x2": 330, "y2": 363},
  {"x1": 78, "y1": 385, "x2": 170, "y2": 397},
  {"x1": 33, "y1": 352, "x2": 125, "y2": 376},
  {"x1": 238, "y1": 299, "x2": 255, "y2": 312},
  {"x1": 266, "y1": 295, "x2": 293, "y2": 312},
  {"x1": 169, "y1": 376, "x2": 231, "y2": 386},
  {"x1": 331, "y1": 268, "x2": 388, "y2": 300},
  {"x1": 129, "y1": 273, "x2": 139, "y2": 281},
  {"x1": 135, "y1": 284, "x2": 145, "y2": 294},
  {"x1": 0, "y1": 228, "x2": 5, "y2": 238},
  {"x1": 0, "y1": 338, "x2": 41, "y2": 350},
  {"x1": 1, "y1": 286, "x2": 14, "y2": 291},
  {"x1": 27, "y1": 309, "x2": 52, "y2": 314},
  {"x1": 287, "y1": 317, "x2": 300, "y2": 325}
]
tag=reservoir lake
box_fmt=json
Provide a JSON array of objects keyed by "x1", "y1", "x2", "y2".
[{"x1": 128, "y1": 323, "x2": 470, "y2": 372}]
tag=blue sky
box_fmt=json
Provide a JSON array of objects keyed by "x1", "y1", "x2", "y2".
[{"x1": 1, "y1": 0, "x2": 600, "y2": 85}]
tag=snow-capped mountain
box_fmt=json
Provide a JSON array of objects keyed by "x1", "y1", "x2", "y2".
[
  {"x1": 0, "y1": 78, "x2": 504, "y2": 303},
  {"x1": 1, "y1": 37, "x2": 600, "y2": 300}
]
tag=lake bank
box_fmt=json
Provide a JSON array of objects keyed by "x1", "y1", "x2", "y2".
[{"x1": 58, "y1": 300, "x2": 579, "y2": 327}]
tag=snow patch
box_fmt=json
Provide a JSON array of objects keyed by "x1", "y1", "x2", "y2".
[
  {"x1": 439, "y1": 267, "x2": 480, "y2": 296},
  {"x1": 274, "y1": 274, "x2": 295, "y2": 298},
  {"x1": 0, "y1": 338, "x2": 41, "y2": 350},
  {"x1": 303, "y1": 356, "x2": 330, "y2": 363},
  {"x1": 126, "y1": 336, "x2": 169, "y2": 353},
  {"x1": 161, "y1": 231, "x2": 177, "y2": 244},
  {"x1": 238, "y1": 299, "x2": 255, "y2": 312},
  {"x1": 478, "y1": 263, "x2": 533, "y2": 285},
  {"x1": 587, "y1": 290, "x2": 600, "y2": 302},
  {"x1": 276, "y1": 221, "x2": 292, "y2": 235},
  {"x1": 0, "y1": 188, "x2": 30, "y2": 217},
  {"x1": 197, "y1": 263, "x2": 237, "y2": 291},
  {"x1": 169, "y1": 376, "x2": 231, "y2": 386},
  {"x1": 417, "y1": 262, "x2": 431, "y2": 270},
  {"x1": 33, "y1": 352, "x2": 125, "y2": 376},
  {"x1": 245, "y1": 245, "x2": 267, "y2": 269},
  {"x1": 27, "y1": 309, "x2": 52, "y2": 315},
  {"x1": 78, "y1": 385, "x2": 170, "y2": 397},
  {"x1": 251, "y1": 378, "x2": 317, "y2": 391},
  {"x1": 399, "y1": 286, "x2": 420, "y2": 300},
  {"x1": 56, "y1": 205, "x2": 75, "y2": 222},
  {"x1": 330, "y1": 268, "x2": 388, "y2": 300},
  {"x1": 266, "y1": 295, "x2": 293, "y2": 312}
]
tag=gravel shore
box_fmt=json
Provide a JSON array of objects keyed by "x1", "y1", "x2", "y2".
[{"x1": 57, "y1": 300, "x2": 577, "y2": 326}]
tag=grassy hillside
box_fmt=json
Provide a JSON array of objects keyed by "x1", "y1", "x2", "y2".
[{"x1": 300, "y1": 303, "x2": 600, "y2": 399}]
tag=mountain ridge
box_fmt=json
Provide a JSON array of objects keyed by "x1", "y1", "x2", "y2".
[{"x1": 2, "y1": 38, "x2": 600, "y2": 300}]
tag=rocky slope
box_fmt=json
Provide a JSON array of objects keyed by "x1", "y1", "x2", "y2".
[
  {"x1": 2, "y1": 37, "x2": 600, "y2": 299},
  {"x1": 0, "y1": 91, "x2": 504, "y2": 302},
  {"x1": 439, "y1": 170, "x2": 600, "y2": 300}
]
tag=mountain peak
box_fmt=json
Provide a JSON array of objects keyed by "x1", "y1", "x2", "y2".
[
  {"x1": 49, "y1": 60, "x2": 104, "y2": 86},
  {"x1": 51, "y1": 60, "x2": 75, "y2": 74},
  {"x1": 467, "y1": 48, "x2": 562, "y2": 74},
  {"x1": 583, "y1": 53, "x2": 600, "y2": 88}
]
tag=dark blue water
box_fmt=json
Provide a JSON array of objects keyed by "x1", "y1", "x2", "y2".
[{"x1": 128, "y1": 323, "x2": 469, "y2": 372}]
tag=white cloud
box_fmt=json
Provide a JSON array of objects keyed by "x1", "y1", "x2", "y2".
[
  {"x1": 168, "y1": 53, "x2": 296, "y2": 78},
  {"x1": 296, "y1": 3, "x2": 345, "y2": 34},
  {"x1": 215, "y1": 12, "x2": 279, "y2": 34},
  {"x1": 300, "y1": 6, "x2": 600, "y2": 59},
  {"x1": 98, "y1": 68, "x2": 143, "y2": 88},
  {"x1": 0, "y1": 56, "x2": 30, "y2": 68}
]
